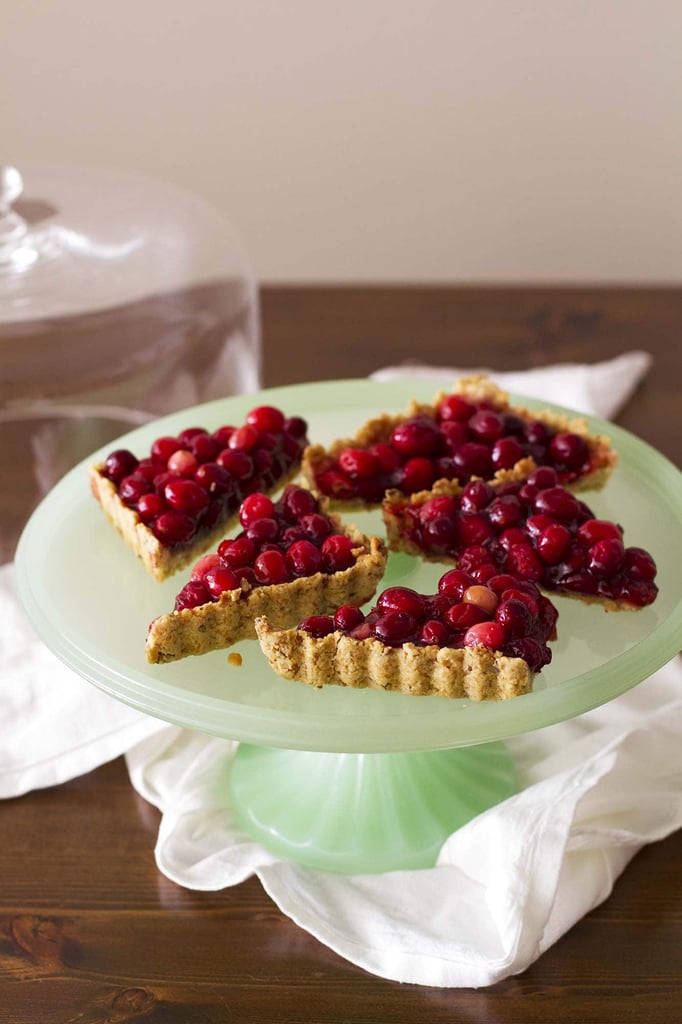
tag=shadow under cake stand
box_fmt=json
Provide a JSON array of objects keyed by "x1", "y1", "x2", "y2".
[{"x1": 15, "y1": 380, "x2": 682, "y2": 873}]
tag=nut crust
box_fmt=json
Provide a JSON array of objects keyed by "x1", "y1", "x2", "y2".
[{"x1": 255, "y1": 617, "x2": 532, "y2": 701}]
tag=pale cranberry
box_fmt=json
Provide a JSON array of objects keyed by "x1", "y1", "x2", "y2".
[
  {"x1": 376, "y1": 586, "x2": 427, "y2": 619},
  {"x1": 153, "y1": 511, "x2": 196, "y2": 545},
  {"x1": 338, "y1": 447, "x2": 380, "y2": 479},
  {"x1": 174, "y1": 580, "x2": 211, "y2": 611},
  {"x1": 299, "y1": 615, "x2": 335, "y2": 637},
  {"x1": 321, "y1": 534, "x2": 356, "y2": 571},
  {"x1": 463, "y1": 585, "x2": 498, "y2": 614},
  {"x1": 463, "y1": 621, "x2": 505, "y2": 650},
  {"x1": 104, "y1": 449, "x2": 138, "y2": 483},
  {"x1": 286, "y1": 540, "x2": 323, "y2": 576},
  {"x1": 164, "y1": 478, "x2": 210, "y2": 516},
  {"x1": 334, "y1": 605, "x2": 365, "y2": 632},
  {"x1": 247, "y1": 405, "x2": 285, "y2": 433}
]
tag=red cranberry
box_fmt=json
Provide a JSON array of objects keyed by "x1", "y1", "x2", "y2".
[
  {"x1": 135, "y1": 458, "x2": 166, "y2": 482},
  {"x1": 470, "y1": 562, "x2": 498, "y2": 584},
  {"x1": 217, "y1": 448, "x2": 254, "y2": 480},
  {"x1": 463, "y1": 621, "x2": 505, "y2": 650},
  {"x1": 369, "y1": 442, "x2": 401, "y2": 475},
  {"x1": 440, "y1": 420, "x2": 471, "y2": 451},
  {"x1": 299, "y1": 615, "x2": 336, "y2": 638},
  {"x1": 254, "y1": 549, "x2": 290, "y2": 585},
  {"x1": 247, "y1": 405, "x2": 285, "y2": 433},
  {"x1": 495, "y1": 599, "x2": 533, "y2": 640},
  {"x1": 104, "y1": 449, "x2": 139, "y2": 483},
  {"x1": 390, "y1": 416, "x2": 441, "y2": 457},
  {"x1": 240, "y1": 492, "x2": 275, "y2": 526},
  {"x1": 618, "y1": 578, "x2": 658, "y2": 607},
  {"x1": 457, "y1": 513, "x2": 495, "y2": 546},
  {"x1": 456, "y1": 545, "x2": 493, "y2": 572},
  {"x1": 334, "y1": 605, "x2": 365, "y2": 632},
  {"x1": 246, "y1": 518, "x2": 280, "y2": 545},
  {"x1": 506, "y1": 637, "x2": 548, "y2": 672},
  {"x1": 372, "y1": 610, "x2": 418, "y2": 645},
  {"x1": 537, "y1": 523, "x2": 572, "y2": 564},
  {"x1": 438, "y1": 568, "x2": 475, "y2": 601},
  {"x1": 204, "y1": 565, "x2": 240, "y2": 597},
  {"x1": 421, "y1": 515, "x2": 459, "y2": 552},
  {"x1": 212, "y1": 426, "x2": 235, "y2": 447},
  {"x1": 177, "y1": 427, "x2": 207, "y2": 446},
  {"x1": 501, "y1": 588, "x2": 539, "y2": 617},
  {"x1": 624, "y1": 546, "x2": 657, "y2": 581},
  {"x1": 301, "y1": 513, "x2": 332, "y2": 544},
  {"x1": 190, "y1": 553, "x2": 222, "y2": 581},
  {"x1": 420, "y1": 620, "x2": 451, "y2": 646},
  {"x1": 153, "y1": 511, "x2": 196, "y2": 545},
  {"x1": 534, "y1": 487, "x2": 582, "y2": 522},
  {"x1": 118, "y1": 472, "x2": 153, "y2": 506},
  {"x1": 524, "y1": 420, "x2": 550, "y2": 445},
  {"x1": 438, "y1": 394, "x2": 475, "y2": 422},
  {"x1": 588, "y1": 538, "x2": 626, "y2": 577},
  {"x1": 228, "y1": 424, "x2": 260, "y2": 452},
  {"x1": 577, "y1": 519, "x2": 623, "y2": 546},
  {"x1": 376, "y1": 586, "x2": 427, "y2": 620},
  {"x1": 321, "y1": 534, "x2": 356, "y2": 571},
  {"x1": 525, "y1": 513, "x2": 556, "y2": 539},
  {"x1": 487, "y1": 573, "x2": 521, "y2": 596},
  {"x1": 286, "y1": 540, "x2": 323, "y2": 577},
  {"x1": 506, "y1": 544, "x2": 543, "y2": 581},
  {"x1": 445, "y1": 603, "x2": 489, "y2": 629},
  {"x1": 189, "y1": 433, "x2": 220, "y2": 463},
  {"x1": 164, "y1": 478, "x2": 210, "y2": 516},
  {"x1": 453, "y1": 443, "x2": 493, "y2": 479},
  {"x1": 468, "y1": 410, "x2": 504, "y2": 443},
  {"x1": 194, "y1": 462, "x2": 234, "y2": 496},
  {"x1": 398, "y1": 457, "x2": 437, "y2": 494},
  {"x1": 460, "y1": 480, "x2": 494, "y2": 511},
  {"x1": 218, "y1": 536, "x2": 256, "y2": 565},
  {"x1": 549, "y1": 432, "x2": 588, "y2": 471},
  {"x1": 487, "y1": 495, "x2": 524, "y2": 529},
  {"x1": 174, "y1": 580, "x2": 212, "y2": 611},
  {"x1": 491, "y1": 436, "x2": 525, "y2": 470},
  {"x1": 338, "y1": 447, "x2": 380, "y2": 479},
  {"x1": 136, "y1": 492, "x2": 167, "y2": 523},
  {"x1": 280, "y1": 485, "x2": 318, "y2": 520},
  {"x1": 526, "y1": 466, "x2": 559, "y2": 489},
  {"x1": 167, "y1": 449, "x2": 198, "y2": 477},
  {"x1": 150, "y1": 436, "x2": 181, "y2": 463},
  {"x1": 418, "y1": 496, "x2": 459, "y2": 523},
  {"x1": 284, "y1": 415, "x2": 308, "y2": 438},
  {"x1": 316, "y1": 469, "x2": 355, "y2": 499}
]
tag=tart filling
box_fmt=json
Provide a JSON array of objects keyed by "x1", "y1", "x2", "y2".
[
  {"x1": 255, "y1": 570, "x2": 557, "y2": 701},
  {"x1": 90, "y1": 404, "x2": 309, "y2": 580},
  {"x1": 145, "y1": 486, "x2": 387, "y2": 663},
  {"x1": 303, "y1": 375, "x2": 616, "y2": 507},
  {"x1": 382, "y1": 467, "x2": 658, "y2": 610}
]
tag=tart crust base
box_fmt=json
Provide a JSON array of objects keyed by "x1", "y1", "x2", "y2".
[
  {"x1": 145, "y1": 530, "x2": 387, "y2": 663},
  {"x1": 255, "y1": 617, "x2": 532, "y2": 701}
]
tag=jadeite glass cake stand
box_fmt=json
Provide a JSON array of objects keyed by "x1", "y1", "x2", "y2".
[{"x1": 15, "y1": 380, "x2": 682, "y2": 874}]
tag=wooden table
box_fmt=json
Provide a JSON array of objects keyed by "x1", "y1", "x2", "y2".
[{"x1": 3, "y1": 287, "x2": 681, "y2": 1023}]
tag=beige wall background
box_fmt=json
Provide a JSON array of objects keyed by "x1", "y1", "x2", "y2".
[{"x1": 2, "y1": 0, "x2": 681, "y2": 284}]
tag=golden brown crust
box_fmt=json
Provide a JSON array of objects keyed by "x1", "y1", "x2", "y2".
[
  {"x1": 89, "y1": 461, "x2": 302, "y2": 582},
  {"x1": 145, "y1": 528, "x2": 387, "y2": 663},
  {"x1": 255, "y1": 617, "x2": 532, "y2": 701}
]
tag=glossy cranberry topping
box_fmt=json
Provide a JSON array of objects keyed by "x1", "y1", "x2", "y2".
[
  {"x1": 388, "y1": 471, "x2": 658, "y2": 609},
  {"x1": 313, "y1": 392, "x2": 600, "y2": 504},
  {"x1": 172, "y1": 485, "x2": 365, "y2": 612},
  {"x1": 101, "y1": 405, "x2": 309, "y2": 549},
  {"x1": 297, "y1": 568, "x2": 555, "y2": 672}
]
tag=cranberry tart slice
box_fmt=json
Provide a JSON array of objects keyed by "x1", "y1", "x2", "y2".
[
  {"x1": 382, "y1": 467, "x2": 658, "y2": 610},
  {"x1": 255, "y1": 572, "x2": 557, "y2": 701},
  {"x1": 302, "y1": 375, "x2": 616, "y2": 508},
  {"x1": 90, "y1": 404, "x2": 309, "y2": 580},
  {"x1": 145, "y1": 486, "x2": 387, "y2": 663}
]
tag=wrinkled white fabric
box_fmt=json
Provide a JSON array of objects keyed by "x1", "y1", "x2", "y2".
[{"x1": 5, "y1": 351, "x2": 680, "y2": 988}]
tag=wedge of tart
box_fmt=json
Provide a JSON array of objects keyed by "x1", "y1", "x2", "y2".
[
  {"x1": 303, "y1": 375, "x2": 616, "y2": 508},
  {"x1": 90, "y1": 404, "x2": 309, "y2": 580},
  {"x1": 255, "y1": 569, "x2": 558, "y2": 701},
  {"x1": 382, "y1": 467, "x2": 658, "y2": 610},
  {"x1": 145, "y1": 485, "x2": 387, "y2": 663}
]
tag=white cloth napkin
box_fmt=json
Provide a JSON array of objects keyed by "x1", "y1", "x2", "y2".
[{"x1": 3, "y1": 349, "x2": 679, "y2": 988}]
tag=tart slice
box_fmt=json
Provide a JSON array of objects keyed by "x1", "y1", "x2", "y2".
[
  {"x1": 302, "y1": 375, "x2": 616, "y2": 508},
  {"x1": 90, "y1": 404, "x2": 309, "y2": 580},
  {"x1": 145, "y1": 485, "x2": 387, "y2": 663},
  {"x1": 255, "y1": 570, "x2": 558, "y2": 701},
  {"x1": 382, "y1": 467, "x2": 658, "y2": 610}
]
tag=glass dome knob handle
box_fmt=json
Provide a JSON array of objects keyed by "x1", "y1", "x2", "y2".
[{"x1": 0, "y1": 164, "x2": 28, "y2": 243}]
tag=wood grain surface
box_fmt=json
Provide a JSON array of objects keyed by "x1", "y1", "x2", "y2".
[{"x1": 3, "y1": 286, "x2": 681, "y2": 1023}]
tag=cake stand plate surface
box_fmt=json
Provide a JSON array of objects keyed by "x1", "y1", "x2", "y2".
[{"x1": 16, "y1": 379, "x2": 682, "y2": 872}]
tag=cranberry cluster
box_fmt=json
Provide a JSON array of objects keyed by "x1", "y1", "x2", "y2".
[
  {"x1": 391, "y1": 466, "x2": 658, "y2": 608},
  {"x1": 102, "y1": 405, "x2": 308, "y2": 547},
  {"x1": 174, "y1": 485, "x2": 361, "y2": 611},
  {"x1": 298, "y1": 574, "x2": 556, "y2": 672},
  {"x1": 313, "y1": 393, "x2": 597, "y2": 502}
]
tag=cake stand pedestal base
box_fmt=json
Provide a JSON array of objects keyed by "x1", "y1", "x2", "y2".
[{"x1": 230, "y1": 741, "x2": 517, "y2": 873}]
